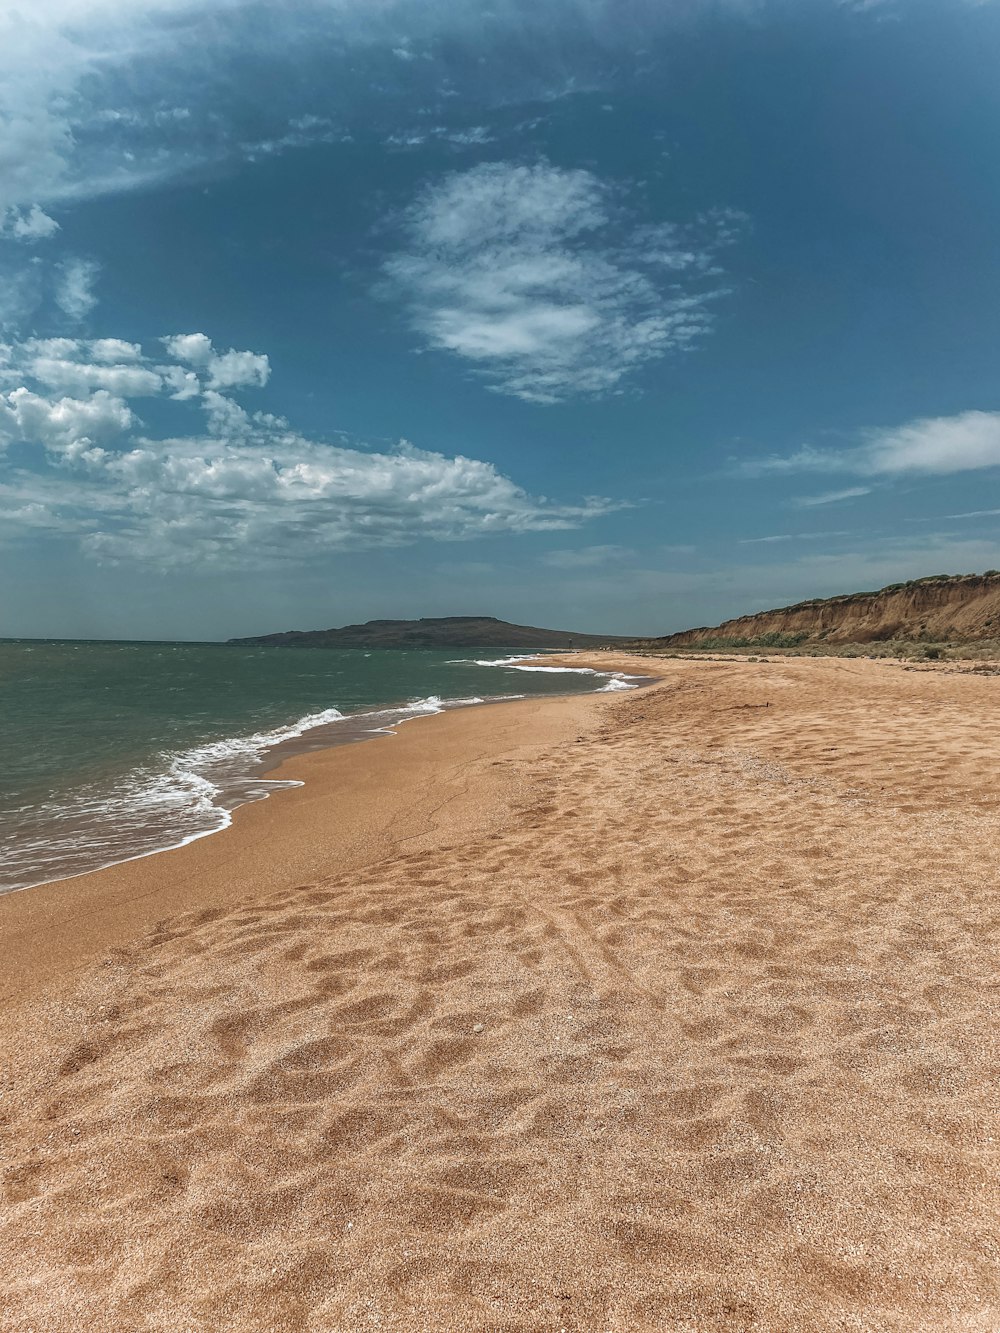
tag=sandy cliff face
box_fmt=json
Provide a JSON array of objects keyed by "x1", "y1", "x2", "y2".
[{"x1": 653, "y1": 573, "x2": 1000, "y2": 646}]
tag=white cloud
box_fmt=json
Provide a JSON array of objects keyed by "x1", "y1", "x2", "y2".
[
  {"x1": 0, "y1": 0, "x2": 962, "y2": 234},
  {"x1": 90, "y1": 338, "x2": 143, "y2": 363},
  {"x1": 162, "y1": 332, "x2": 214, "y2": 365},
  {"x1": 793, "y1": 485, "x2": 872, "y2": 507},
  {"x1": 7, "y1": 339, "x2": 160, "y2": 399},
  {"x1": 385, "y1": 124, "x2": 496, "y2": 150},
  {"x1": 0, "y1": 0, "x2": 229, "y2": 219},
  {"x1": 1, "y1": 206, "x2": 60, "y2": 242},
  {"x1": 162, "y1": 333, "x2": 270, "y2": 390},
  {"x1": 0, "y1": 1, "x2": 634, "y2": 222},
  {"x1": 748, "y1": 410, "x2": 1000, "y2": 478},
  {"x1": 442, "y1": 126, "x2": 494, "y2": 146},
  {"x1": 200, "y1": 389, "x2": 255, "y2": 437},
  {"x1": 863, "y1": 411, "x2": 1000, "y2": 475},
  {"x1": 54, "y1": 257, "x2": 100, "y2": 320},
  {"x1": 27, "y1": 356, "x2": 164, "y2": 398},
  {"x1": 19, "y1": 339, "x2": 82, "y2": 359},
  {"x1": 162, "y1": 367, "x2": 203, "y2": 400},
  {"x1": 5, "y1": 333, "x2": 267, "y2": 405},
  {"x1": 205, "y1": 348, "x2": 270, "y2": 391},
  {"x1": 384, "y1": 161, "x2": 744, "y2": 402},
  {"x1": 0, "y1": 330, "x2": 616, "y2": 566},
  {"x1": 0, "y1": 264, "x2": 45, "y2": 334},
  {"x1": 1, "y1": 386, "x2": 134, "y2": 459},
  {"x1": 745, "y1": 445, "x2": 843, "y2": 474},
  {"x1": 738, "y1": 530, "x2": 852, "y2": 544}
]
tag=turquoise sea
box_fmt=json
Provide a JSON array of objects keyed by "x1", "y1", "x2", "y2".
[{"x1": 0, "y1": 641, "x2": 640, "y2": 893}]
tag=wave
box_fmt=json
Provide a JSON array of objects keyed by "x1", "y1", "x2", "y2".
[
  {"x1": 172, "y1": 705, "x2": 347, "y2": 773},
  {"x1": 505, "y1": 664, "x2": 599, "y2": 673},
  {"x1": 0, "y1": 692, "x2": 507, "y2": 894},
  {"x1": 596, "y1": 675, "x2": 639, "y2": 691},
  {"x1": 467, "y1": 656, "x2": 644, "y2": 691},
  {"x1": 467, "y1": 656, "x2": 643, "y2": 688},
  {"x1": 460, "y1": 654, "x2": 538, "y2": 667},
  {"x1": 2, "y1": 657, "x2": 647, "y2": 894}
]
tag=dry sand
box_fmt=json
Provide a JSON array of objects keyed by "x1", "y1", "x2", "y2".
[{"x1": 1, "y1": 655, "x2": 998, "y2": 1331}]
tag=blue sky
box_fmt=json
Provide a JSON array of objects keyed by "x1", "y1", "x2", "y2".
[{"x1": 2, "y1": 0, "x2": 999, "y2": 639}]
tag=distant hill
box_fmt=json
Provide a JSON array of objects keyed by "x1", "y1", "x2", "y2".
[
  {"x1": 228, "y1": 615, "x2": 632, "y2": 650},
  {"x1": 643, "y1": 572, "x2": 1000, "y2": 649}
]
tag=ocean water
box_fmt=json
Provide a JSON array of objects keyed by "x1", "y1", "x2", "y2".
[{"x1": 0, "y1": 641, "x2": 641, "y2": 894}]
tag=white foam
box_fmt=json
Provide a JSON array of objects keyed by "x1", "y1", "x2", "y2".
[
  {"x1": 399, "y1": 695, "x2": 446, "y2": 714},
  {"x1": 0, "y1": 703, "x2": 351, "y2": 894},
  {"x1": 470, "y1": 655, "x2": 610, "y2": 677},
  {"x1": 596, "y1": 675, "x2": 640, "y2": 692},
  {"x1": 374, "y1": 694, "x2": 490, "y2": 733},
  {"x1": 3, "y1": 661, "x2": 647, "y2": 895},
  {"x1": 469, "y1": 654, "x2": 538, "y2": 667},
  {"x1": 508, "y1": 664, "x2": 600, "y2": 674},
  {"x1": 471, "y1": 656, "x2": 648, "y2": 694},
  {"x1": 176, "y1": 705, "x2": 346, "y2": 769}
]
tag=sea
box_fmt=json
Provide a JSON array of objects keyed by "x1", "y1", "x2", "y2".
[{"x1": 0, "y1": 640, "x2": 641, "y2": 894}]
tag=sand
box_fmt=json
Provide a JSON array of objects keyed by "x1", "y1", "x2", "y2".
[{"x1": 1, "y1": 655, "x2": 998, "y2": 1331}]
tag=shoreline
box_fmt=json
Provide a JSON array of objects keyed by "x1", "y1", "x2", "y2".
[
  {"x1": 0, "y1": 693, "x2": 512, "y2": 903},
  {"x1": 1, "y1": 652, "x2": 649, "y2": 900},
  {"x1": 0, "y1": 656, "x2": 660, "y2": 1033}
]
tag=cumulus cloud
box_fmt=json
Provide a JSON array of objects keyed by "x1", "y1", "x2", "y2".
[
  {"x1": 747, "y1": 410, "x2": 1000, "y2": 478},
  {"x1": 162, "y1": 334, "x2": 270, "y2": 390},
  {"x1": 1, "y1": 206, "x2": 60, "y2": 242},
  {"x1": 1, "y1": 386, "x2": 134, "y2": 459},
  {"x1": 384, "y1": 161, "x2": 744, "y2": 402},
  {"x1": 89, "y1": 338, "x2": 143, "y2": 363},
  {"x1": 162, "y1": 332, "x2": 214, "y2": 365},
  {"x1": 2, "y1": 333, "x2": 266, "y2": 408},
  {"x1": 205, "y1": 348, "x2": 270, "y2": 391},
  {"x1": 27, "y1": 356, "x2": 164, "y2": 399},
  {"x1": 0, "y1": 330, "x2": 615, "y2": 565},
  {"x1": 54, "y1": 257, "x2": 100, "y2": 320}
]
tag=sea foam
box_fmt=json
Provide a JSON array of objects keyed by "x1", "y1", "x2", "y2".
[{"x1": 2, "y1": 649, "x2": 643, "y2": 895}]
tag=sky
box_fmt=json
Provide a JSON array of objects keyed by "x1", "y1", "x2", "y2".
[{"x1": 1, "y1": 0, "x2": 1000, "y2": 639}]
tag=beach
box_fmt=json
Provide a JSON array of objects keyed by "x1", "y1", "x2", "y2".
[{"x1": 1, "y1": 653, "x2": 998, "y2": 1330}]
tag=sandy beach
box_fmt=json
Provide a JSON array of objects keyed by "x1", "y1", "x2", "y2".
[{"x1": 1, "y1": 654, "x2": 998, "y2": 1331}]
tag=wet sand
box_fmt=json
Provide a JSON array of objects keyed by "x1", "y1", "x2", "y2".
[{"x1": 1, "y1": 654, "x2": 998, "y2": 1331}]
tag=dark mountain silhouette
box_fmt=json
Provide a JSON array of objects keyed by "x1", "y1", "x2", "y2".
[{"x1": 229, "y1": 615, "x2": 632, "y2": 650}]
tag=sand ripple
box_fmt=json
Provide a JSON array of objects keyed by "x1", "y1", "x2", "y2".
[{"x1": 1, "y1": 658, "x2": 998, "y2": 1330}]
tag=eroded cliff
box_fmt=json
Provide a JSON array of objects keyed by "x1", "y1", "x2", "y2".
[{"x1": 651, "y1": 572, "x2": 1000, "y2": 647}]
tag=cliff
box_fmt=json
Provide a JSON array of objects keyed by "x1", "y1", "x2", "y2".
[
  {"x1": 648, "y1": 572, "x2": 1000, "y2": 648},
  {"x1": 229, "y1": 615, "x2": 631, "y2": 650}
]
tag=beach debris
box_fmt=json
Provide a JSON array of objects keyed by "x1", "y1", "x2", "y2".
[{"x1": 473, "y1": 1023, "x2": 484, "y2": 1033}]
